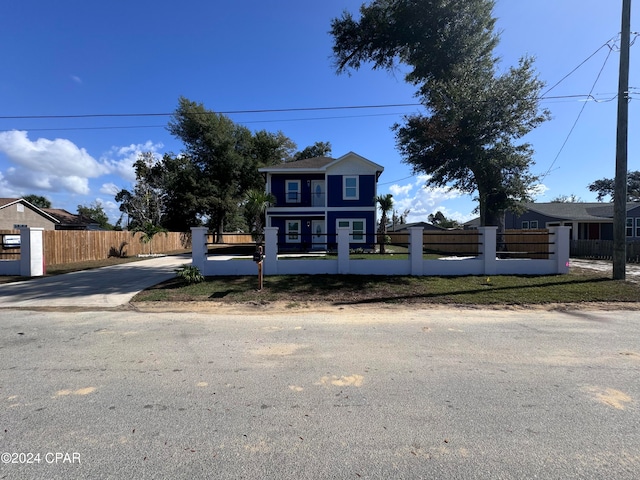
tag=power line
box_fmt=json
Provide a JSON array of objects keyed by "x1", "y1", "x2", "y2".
[
  {"x1": 540, "y1": 36, "x2": 615, "y2": 181},
  {"x1": 0, "y1": 94, "x2": 621, "y2": 124},
  {"x1": 0, "y1": 103, "x2": 422, "y2": 120}
]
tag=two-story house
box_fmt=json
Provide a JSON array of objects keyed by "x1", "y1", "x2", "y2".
[{"x1": 258, "y1": 152, "x2": 384, "y2": 251}]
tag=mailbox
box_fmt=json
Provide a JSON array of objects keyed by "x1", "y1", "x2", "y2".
[{"x1": 253, "y1": 251, "x2": 264, "y2": 263}]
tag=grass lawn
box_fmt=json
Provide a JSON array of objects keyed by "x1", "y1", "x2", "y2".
[{"x1": 133, "y1": 270, "x2": 640, "y2": 307}]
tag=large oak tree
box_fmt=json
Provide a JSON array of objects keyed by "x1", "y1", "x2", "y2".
[{"x1": 331, "y1": 0, "x2": 549, "y2": 229}]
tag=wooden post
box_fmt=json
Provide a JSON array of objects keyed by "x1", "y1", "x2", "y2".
[
  {"x1": 613, "y1": 0, "x2": 631, "y2": 280},
  {"x1": 254, "y1": 245, "x2": 264, "y2": 290}
]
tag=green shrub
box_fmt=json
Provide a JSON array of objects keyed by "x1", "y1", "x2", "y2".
[{"x1": 175, "y1": 264, "x2": 205, "y2": 285}]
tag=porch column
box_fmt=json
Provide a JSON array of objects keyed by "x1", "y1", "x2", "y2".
[
  {"x1": 190, "y1": 227, "x2": 208, "y2": 273},
  {"x1": 338, "y1": 227, "x2": 350, "y2": 274},
  {"x1": 19, "y1": 227, "x2": 44, "y2": 277},
  {"x1": 264, "y1": 227, "x2": 278, "y2": 275},
  {"x1": 409, "y1": 227, "x2": 424, "y2": 275},
  {"x1": 478, "y1": 227, "x2": 497, "y2": 275}
]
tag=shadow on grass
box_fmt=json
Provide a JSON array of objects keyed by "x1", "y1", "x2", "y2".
[{"x1": 332, "y1": 276, "x2": 614, "y2": 306}]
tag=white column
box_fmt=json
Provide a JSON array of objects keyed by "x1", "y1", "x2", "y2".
[
  {"x1": 479, "y1": 227, "x2": 497, "y2": 275},
  {"x1": 19, "y1": 227, "x2": 44, "y2": 277},
  {"x1": 190, "y1": 227, "x2": 208, "y2": 273},
  {"x1": 552, "y1": 226, "x2": 571, "y2": 274},
  {"x1": 338, "y1": 227, "x2": 350, "y2": 274},
  {"x1": 264, "y1": 227, "x2": 278, "y2": 275},
  {"x1": 409, "y1": 227, "x2": 424, "y2": 275}
]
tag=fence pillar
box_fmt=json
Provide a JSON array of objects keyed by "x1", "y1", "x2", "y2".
[
  {"x1": 264, "y1": 227, "x2": 278, "y2": 275},
  {"x1": 478, "y1": 227, "x2": 497, "y2": 275},
  {"x1": 409, "y1": 227, "x2": 424, "y2": 275},
  {"x1": 19, "y1": 227, "x2": 44, "y2": 277},
  {"x1": 552, "y1": 226, "x2": 570, "y2": 274},
  {"x1": 338, "y1": 227, "x2": 350, "y2": 274},
  {"x1": 190, "y1": 227, "x2": 208, "y2": 273}
]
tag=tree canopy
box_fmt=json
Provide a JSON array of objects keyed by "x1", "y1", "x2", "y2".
[
  {"x1": 114, "y1": 97, "x2": 329, "y2": 235},
  {"x1": 331, "y1": 0, "x2": 549, "y2": 229},
  {"x1": 24, "y1": 194, "x2": 51, "y2": 209},
  {"x1": 77, "y1": 201, "x2": 113, "y2": 230},
  {"x1": 588, "y1": 171, "x2": 640, "y2": 202}
]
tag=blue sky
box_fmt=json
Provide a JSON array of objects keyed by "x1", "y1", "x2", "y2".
[{"x1": 0, "y1": 0, "x2": 637, "y2": 226}]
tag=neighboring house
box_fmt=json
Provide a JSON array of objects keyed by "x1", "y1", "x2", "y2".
[
  {"x1": 258, "y1": 152, "x2": 384, "y2": 250},
  {"x1": 42, "y1": 208, "x2": 102, "y2": 230},
  {"x1": 465, "y1": 202, "x2": 640, "y2": 241},
  {"x1": 0, "y1": 198, "x2": 59, "y2": 230},
  {"x1": 0, "y1": 198, "x2": 101, "y2": 231}
]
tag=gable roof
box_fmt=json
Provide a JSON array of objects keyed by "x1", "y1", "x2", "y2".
[
  {"x1": 0, "y1": 198, "x2": 60, "y2": 224},
  {"x1": 259, "y1": 151, "x2": 384, "y2": 176},
  {"x1": 523, "y1": 202, "x2": 639, "y2": 221},
  {"x1": 42, "y1": 208, "x2": 99, "y2": 227},
  {"x1": 464, "y1": 202, "x2": 640, "y2": 227}
]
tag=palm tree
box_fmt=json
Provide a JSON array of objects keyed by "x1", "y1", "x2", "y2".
[
  {"x1": 244, "y1": 189, "x2": 276, "y2": 245},
  {"x1": 376, "y1": 194, "x2": 394, "y2": 254},
  {"x1": 130, "y1": 222, "x2": 168, "y2": 255}
]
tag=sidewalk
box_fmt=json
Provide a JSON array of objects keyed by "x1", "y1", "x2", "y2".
[{"x1": 0, "y1": 255, "x2": 190, "y2": 308}]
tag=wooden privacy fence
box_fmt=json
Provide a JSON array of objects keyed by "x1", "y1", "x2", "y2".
[
  {"x1": 571, "y1": 239, "x2": 640, "y2": 263},
  {"x1": 2, "y1": 230, "x2": 192, "y2": 266},
  {"x1": 42, "y1": 230, "x2": 191, "y2": 265},
  {"x1": 384, "y1": 229, "x2": 549, "y2": 257}
]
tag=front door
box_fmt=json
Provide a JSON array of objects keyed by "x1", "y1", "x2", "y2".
[
  {"x1": 311, "y1": 220, "x2": 325, "y2": 250},
  {"x1": 311, "y1": 180, "x2": 325, "y2": 207}
]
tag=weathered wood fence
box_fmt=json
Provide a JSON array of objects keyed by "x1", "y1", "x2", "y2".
[{"x1": 571, "y1": 239, "x2": 640, "y2": 263}]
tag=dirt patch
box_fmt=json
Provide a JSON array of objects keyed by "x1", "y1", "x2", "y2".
[{"x1": 130, "y1": 300, "x2": 640, "y2": 315}]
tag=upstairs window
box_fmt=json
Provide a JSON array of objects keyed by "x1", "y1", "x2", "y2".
[
  {"x1": 286, "y1": 180, "x2": 301, "y2": 203},
  {"x1": 530, "y1": 220, "x2": 538, "y2": 229},
  {"x1": 636, "y1": 218, "x2": 640, "y2": 237},
  {"x1": 628, "y1": 218, "x2": 634, "y2": 237},
  {"x1": 521, "y1": 221, "x2": 529, "y2": 229},
  {"x1": 343, "y1": 176, "x2": 359, "y2": 200}
]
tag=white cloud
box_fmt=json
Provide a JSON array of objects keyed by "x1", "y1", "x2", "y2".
[
  {"x1": 0, "y1": 171, "x2": 21, "y2": 197},
  {"x1": 100, "y1": 183, "x2": 121, "y2": 195},
  {"x1": 100, "y1": 141, "x2": 164, "y2": 182},
  {"x1": 71, "y1": 75, "x2": 83, "y2": 85},
  {"x1": 528, "y1": 183, "x2": 550, "y2": 199},
  {"x1": 388, "y1": 176, "x2": 470, "y2": 222},
  {"x1": 389, "y1": 183, "x2": 413, "y2": 196},
  {"x1": 0, "y1": 131, "x2": 110, "y2": 195}
]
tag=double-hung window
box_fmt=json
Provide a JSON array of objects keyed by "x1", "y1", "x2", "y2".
[
  {"x1": 521, "y1": 221, "x2": 530, "y2": 229},
  {"x1": 343, "y1": 176, "x2": 359, "y2": 200},
  {"x1": 286, "y1": 220, "x2": 301, "y2": 242},
  {"x1": 286, "y1": 180, "x2": 301, "y2": 203},
  {"x1": 626, "y1": 218, "x2": 633, "y2": 237},
  {"x1": 636, "y1": 218, "x2": 640, "y2": 238}
]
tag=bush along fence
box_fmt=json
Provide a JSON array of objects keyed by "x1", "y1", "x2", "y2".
[{"x1": 191, "y1": 226, "x2": 571, "y2": 277}]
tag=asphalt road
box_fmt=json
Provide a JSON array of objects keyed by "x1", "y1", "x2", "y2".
[
  {"x1": 0, "y1": 255, "x2": 190, "y2": 308},
  {"x1": 1, "y1": 306, "x2": 638, "y2": 479}
]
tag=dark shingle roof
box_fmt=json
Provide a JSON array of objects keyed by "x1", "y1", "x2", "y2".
[
  {"x1": 524, "y1": 202, "x2": 638, "y2": 221},
  {"x1": 260, "y1": 157, "x2": 335, "y2": 171},
  {"x1": 42, "y1": 208, "x2": 98, "y2": 227}
]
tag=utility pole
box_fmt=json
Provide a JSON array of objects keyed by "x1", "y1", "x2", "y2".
[{"x1": 613, "y1": 0, "x2": 631, "y2": 280}]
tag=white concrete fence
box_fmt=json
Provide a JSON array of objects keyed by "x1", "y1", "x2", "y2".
[
  {"x1": 0, "y1": 227, "x2": 45, "y2": 277},
  {"x1": 191, "y1": 226, "x2": 571, "y2": 277}
]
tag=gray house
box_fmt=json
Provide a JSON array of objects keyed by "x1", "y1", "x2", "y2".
[{"x1": 504, "y1": 202, "x2": 640, "y2": 241}]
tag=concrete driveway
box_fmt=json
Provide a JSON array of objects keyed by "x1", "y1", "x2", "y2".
[{"x1": 0, "y1": 255, "x2": 190, "y2": 308}]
